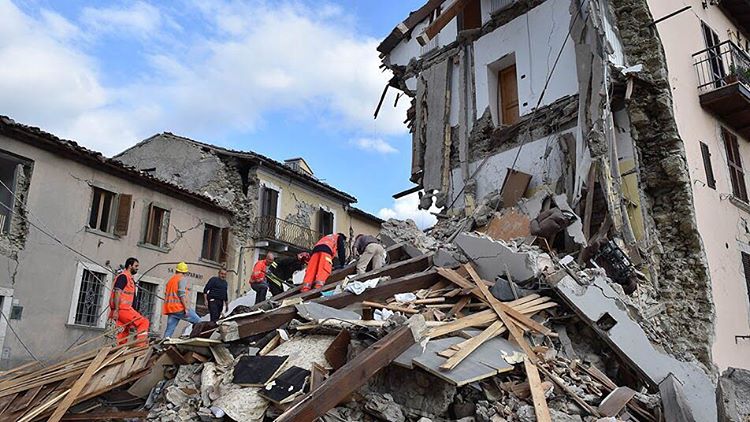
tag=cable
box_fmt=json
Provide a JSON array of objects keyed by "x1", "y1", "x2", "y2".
[{"x1": 0, "y1": 308, "x2": 39, "y2": 362}]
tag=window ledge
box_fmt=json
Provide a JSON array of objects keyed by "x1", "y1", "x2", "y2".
[
  {"x1": 65, "y1": 323, "x2": 106, "y2": 332},
  {"x1": 199, "y1": 258, "x2": 223, "y2": 269},
  {"x1": 138, "y1": 242, "x2": 170, "y2": 254},
  {"x1": 85, "y1": 227, "x2": 119, "y2": 240},
  {"x1": 729, "y1": 195, "x2": 750, "y2": 213}
]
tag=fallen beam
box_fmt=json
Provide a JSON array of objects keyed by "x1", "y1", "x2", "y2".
[{"x1": 275, "y1": 316, "x2": 426, "y2": 422}]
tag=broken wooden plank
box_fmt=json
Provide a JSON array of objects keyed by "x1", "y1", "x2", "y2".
[
  {"x1": 446, "y1": 296, "x2": 471, "y2": 319},
  {"x1": 362, "y1": 300, "x2": 419, "y2": 314},
  {"x1": 537, "y1": 365, "x2": 601, "y2": 417},
  {"x1": 598, "y1": 386, "x2": 637, "y2": 417},
  {"x1": 324, "y1": 330, "x2": 350, "y2": 371},
  {"x1": 48, "y1": 346, "x2": 112, "y2": 422},
  {"x1": 524, "y1": 357, "x2": 552, "y2": 422},
  {"x1": 417, "y1": 0, "x2": 472, "y2": 45},
  {"x1": 439, "y1": 321, "x2": 504, "y2": 370},
  {"x1": 60, "y1": 410, "x2": 150, "y2": 420},
  {"x1": 275, "y1": 316, "x2": 425, "y2": 422}
]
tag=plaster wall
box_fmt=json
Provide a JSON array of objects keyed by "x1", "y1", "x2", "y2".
[
  {"x1": 473, "y1": 0, "x2": 578, "y2": 122},
  {"x1": 647, "y1": 0, "x2": 750, "y2": 370},
  {"x1": 0, "y1": 136, "x2": 235, "y2": 368},
  {"x1": 448, "y1": 128, "x2": 574, "y2": 208}
]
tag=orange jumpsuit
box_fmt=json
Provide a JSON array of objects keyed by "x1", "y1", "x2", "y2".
[
  {"x1": 109, "y1": 271, "x2": 150, "y2": 346},
  {"x1": 302, "y1": 234, "x2": 341, "y2": 292}
]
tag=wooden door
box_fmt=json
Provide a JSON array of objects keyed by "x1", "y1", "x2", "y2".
[{"x1": 499, "y1": 65, "x2": 519, "y2": 125}]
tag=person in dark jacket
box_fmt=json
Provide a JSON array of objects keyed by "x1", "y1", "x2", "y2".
[
  {"x1": 203, "y1": 269, "x2": 229, "y2": 321},
  {"x1": 267, "y1": 252, "x2": 310, "y2": 296}
]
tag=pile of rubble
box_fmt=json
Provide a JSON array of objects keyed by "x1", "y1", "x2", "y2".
[{"x1": 2, "y1": 190, "x2": 749, "y2": 421}]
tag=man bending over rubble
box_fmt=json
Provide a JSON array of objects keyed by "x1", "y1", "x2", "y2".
[{"x1": 302, "y1": 233, "x2": 346, "y2": 292}]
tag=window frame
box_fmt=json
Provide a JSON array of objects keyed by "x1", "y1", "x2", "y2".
[
  {"x1": 67, "y1": 262, "x2": 112, "y2": 329},
  {"x1": 0, "y1": 149, "x2": 31, "y2": 235},
  {"x1": 137, "y1": 275, "x2": 163, "y2": 331},
  {"x1": 141, "y1": 202, "x2": 171, "y2": 250},
  {"x1": 318, "y1": 207, "x2": 335, "y2": 235},
  {"x1": 87, "y1": 186, "x2": 118, "y2": 234},
  {"x1": 201, "y1": 224, "x2": 229, "y2": 263},
  {"x1": 723, "y1": 127, "x2": 748, "y2": 202}
]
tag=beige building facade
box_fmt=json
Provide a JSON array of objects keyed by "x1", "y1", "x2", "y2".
[
  {"x1": 116, "y1": 133, "x2": 383, "y2": 298},
  {"x1": 647, "y1": 0, "x2": 750, "y2": 370},
  {"x1": 0, "y1": 117, "x2": 236, "y2": 368}
]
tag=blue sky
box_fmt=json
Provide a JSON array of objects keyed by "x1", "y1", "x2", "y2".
[{"x1": 0, "y1": 0, "x2": 437, "y2": 227}]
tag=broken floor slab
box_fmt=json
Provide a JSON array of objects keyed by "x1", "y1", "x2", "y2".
[
  {"x1": 454, "y1": 232, "x2": 553, "y2": 283},
  {"x1": 553, "y1": 275, "x2": 716, "y2": 422}
]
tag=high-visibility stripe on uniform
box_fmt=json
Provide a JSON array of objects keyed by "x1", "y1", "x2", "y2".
[{"x1": 109, "y1": 270, "x2": 136, "y2": 311}]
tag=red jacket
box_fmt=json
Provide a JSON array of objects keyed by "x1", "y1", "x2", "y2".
[{"x1": 250, "y1": 259, "x2": 269, "y2": 283}]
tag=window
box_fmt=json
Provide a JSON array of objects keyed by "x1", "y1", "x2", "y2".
[
  {"x1": 73, "y1": 269, "x2": 106, "y2": 327},
  {"x1": 319, "y1": 209, "x2": 334, "y2": 235},
  {"x1": 742, "y1": 252, "x2": 750, "y2": 307},
  {"x1": 202, "y1": 224, "x2": 229, "y2": 263},
  {"x1": 459, "y1": 0, "x2": 482, "y2": 31},
  {"x1": 143, "y1": 204, "x2": 170, "y2": 247},
  {"x1": 723, "y1": 127, "x2": 748, "y2": 202},
  {"x1": 498, "y1": 64, "x2": 520, "y2": 126},
  {"x1": 136, "y1": 280, "x2": 158, "y2": 327},
  {"x1": 260, "y1": 187, "x2": 279, "y2": 218},
  {"x1": 0, "y1": 152, "x2": 26, "y2": 234},
  {"x1": 700, "y1": 142, "x2": 717, "y2": 189},
  {"x1": 702, "y1": 21, "x2": 726, "y2": 88},
  {"x1": 88, "y1": 188, "x2": 131, "y2": 236}
]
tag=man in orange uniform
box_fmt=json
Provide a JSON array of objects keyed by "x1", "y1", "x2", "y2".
[
  {"x1": 302, "y1": 233, "x2": 347, "y2": 292},
  {"x1": 250, "y1": 252, "x2": 274, "y2": 305},
  {"x1": 163, "y1": 262, "x2": 202, "y2": 338},
  {"x1": 109, "y1": 257, "x2": 150, "y2": 346}
]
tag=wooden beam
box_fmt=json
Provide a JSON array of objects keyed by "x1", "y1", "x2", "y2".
[
  {"x1": 582, "y1": 162, "x2": 597, "y2": 242},
  {"x1": 440, "y1": 321, "x2": 504, "y2": 370},
  {"x1": 418, "y1": 0, "x2": 472, "y2": 45},
  {"x1": 538, "y1": 365, "x2": 601, "y2": 417},
  {"x1": 61, "y1": 411, "x2": 150, "y2": 421},
  {"x1": 524, "y1": 358, "x2": 552, "y2": 422},
  {"x1": 446, "y1": 296, "x2": 471, "y2": 319},
  {"x1": 362, "y1": 301, "x2": 419, "y2": 315},
  {"x1": 275, "y1": 317, "x2": 425, "y2": 422}
]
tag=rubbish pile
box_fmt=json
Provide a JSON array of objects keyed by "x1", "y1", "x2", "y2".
[{"x1": 0, "y1": 190, "x2": 732, "y2": 421}]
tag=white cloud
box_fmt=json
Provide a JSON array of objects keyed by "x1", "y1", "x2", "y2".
[
  {"x1": 378, "y1": 193, "x2": 438, "y2": 230},
  {"x1": 80, "y1": 1, "x2": 163, "y2": 37},
  {"x1": 351, "y1": 138, "x2": 397, "y2": 154},
  {"x1": 0, "y1": 0, "x2": 409, "y2": 156}
]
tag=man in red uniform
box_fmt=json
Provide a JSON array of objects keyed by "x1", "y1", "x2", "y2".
[
  {"x1": 109, "y1": 257, "x2": 150, "y2": 346},
  {"x1": 302, "y1": 233, "x2": 347, "y2": 292},
  {"x1": 250, "y1": 252, "x2": 275, "y2": 305}
]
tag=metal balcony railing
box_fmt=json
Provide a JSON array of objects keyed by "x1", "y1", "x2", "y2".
[
  {"x1": 254, "y1": 215, "x2": 321, "y2": 250},
  {"x1": 693, "y1": 40, "x2": 750, "y2": 93}
]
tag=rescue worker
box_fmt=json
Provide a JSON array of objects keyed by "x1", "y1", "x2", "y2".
[
  {"x1": 163, "y1": 262, "x2": 202, "y2": 338},
  {"x1": 267, "y1": 252, "x2": 310, "y2": 296},
  {"x1": 109, "y1": 257, "x2": 150, "y2": 346},
  {"x1": 352, "y1": 234, "x2": 386, "y2": 275},
  {"x1": 302, "y1": 233, "x2": 346, "y2": 292},
  {"x1": 250, "y1": 252, "x2": 274, "y2": 305}
]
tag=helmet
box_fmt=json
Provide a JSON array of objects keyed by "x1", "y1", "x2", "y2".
[
  {"x1": 175, "y1": 262, "x2": 189, "y2": 273},
  {"x1": 297, "y1": 252, "x2": 310, "y2": 263}
]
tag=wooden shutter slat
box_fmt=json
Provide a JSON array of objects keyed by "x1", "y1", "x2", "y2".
[
  {"x1": 220, "y1": 227, "x2": 229, "y2": 264},
  {"x1": 700, "y1": 143, "x2": 716, "y2": 189},
  {"x1": 114, "y1": 194, "x2": 132, "y2": 237}
]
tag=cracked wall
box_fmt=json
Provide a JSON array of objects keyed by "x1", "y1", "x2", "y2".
[{"x1": 0, "y1": 160, "x2": 31, "y2": 269}]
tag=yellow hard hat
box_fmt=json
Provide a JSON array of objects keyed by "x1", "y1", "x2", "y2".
[{"x1": 176, "y1": 262, "x2": 189, "y2": 273}]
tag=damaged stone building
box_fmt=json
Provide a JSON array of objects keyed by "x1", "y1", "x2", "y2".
[
  {"x1": 115, "y1": 133, "x2": 383, "y2": 299},
  {"x1": 0, "y1": 117, "x2": 236, "y2": 368},
  {"x1": 378, "y1": 0, "x2": 750, "y2": 377}
]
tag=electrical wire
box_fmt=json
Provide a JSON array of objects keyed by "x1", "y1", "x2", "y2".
[{"x1": 0, "y1": 308, "x2": 39, "y2": 362}]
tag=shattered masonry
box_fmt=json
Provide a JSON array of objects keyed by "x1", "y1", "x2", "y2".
[{"x1": 379, "y1": 0, "x2": 715, "y2": 367}]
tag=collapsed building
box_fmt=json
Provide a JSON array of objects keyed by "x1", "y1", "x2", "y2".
[{"x1": 377, "y1": 0, "x2": 750, "y2": 376}]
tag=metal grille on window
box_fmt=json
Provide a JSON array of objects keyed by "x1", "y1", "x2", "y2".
[
  {"x1": 74, "y1": 269, "x2": 105, "y2": 326},
  {"x1": 136, "y1": 282, "x2": 158, "y2": 325}
]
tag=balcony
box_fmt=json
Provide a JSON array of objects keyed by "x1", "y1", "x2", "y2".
[
  {"x1": 693, "y1": 40, "x2": 750, "y2": 139},
  {"x1": 253, "y1": 215, "x2": 321, "y2": 251},
  {"x1": 718, "y1": 0, "x2": 750, "y2": 35}
]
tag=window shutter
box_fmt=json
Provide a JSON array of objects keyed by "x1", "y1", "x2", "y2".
[
  {"x1": 114, "y1": 194, "x2": 132, "y2": 236},
  {"x1": 220, "y1": 227, "x2": 229, "y2": 263},
  {"x1": 700, "y1": 143, "x2": 716, "y2": 189},
  {"x1": 160, "y1": 210, "x2": 171, "y2": 248},
  {"x1": 742, "y1": 252, "x2": 750, "y2": 307}
]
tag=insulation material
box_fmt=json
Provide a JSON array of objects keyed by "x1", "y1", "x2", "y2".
[
  {"x1": 212, "y1": 387, "x2": 267, "y2": 422},
  {"x1": 268, "y1": 335, "x2": 335, "y2": 371}
]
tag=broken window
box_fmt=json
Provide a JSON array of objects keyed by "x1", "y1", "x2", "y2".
[
  {"x1": 723, "y1": 127, "x2": 748, "y2": 202},
  {"x1": 202, "y1": 224, "x2": 229, "y2": 263},
  {"x1": 700, "y1": 142, "x2": 716, "y2": 189},
  {"x1": 0, "y1": 151, "x2": 25, "y2": 234},
  {"x1": 136, "y1": 280, "x2": 158, "y2": 327},
  {"x1": 143, "y1": 204, "x2": 170, "y2": 248},
  {"x1": 319, "y1": 208, "x2": 334, "y2": 235},
  {"x1": 73, "y1": 269, "x2": 106, "y2": 327},
  {"x1": 459, "y1": 0, "x2": 482, "y2": 31},
  {"x1": 498, "y1": 64, "x2": 520, "y2": 126}
]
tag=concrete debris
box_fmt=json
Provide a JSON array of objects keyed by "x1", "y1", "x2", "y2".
[
  {"x1": 380, "y1": 218, "x2": 438, "y2": 252},
  {"x1": 717, "y1": 367, "x2": 750, "y2": 422}
]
